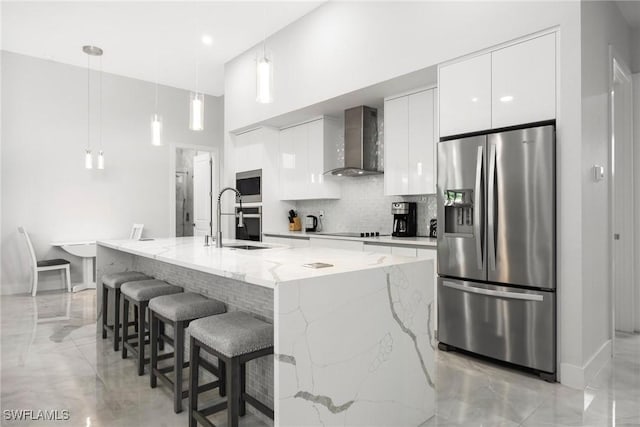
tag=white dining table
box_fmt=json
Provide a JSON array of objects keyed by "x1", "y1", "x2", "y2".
[{"x1": 50, "y1": 240, "x2": 97, "y2": 292}]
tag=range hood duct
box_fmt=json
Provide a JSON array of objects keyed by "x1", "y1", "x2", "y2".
[{"x1": 325, "y1": 105, "x2": 382, "y2": 177}]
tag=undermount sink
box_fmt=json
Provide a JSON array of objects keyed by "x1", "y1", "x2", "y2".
[{"x1": 224, "y1": 244, "x2": 270, "y2": 250}]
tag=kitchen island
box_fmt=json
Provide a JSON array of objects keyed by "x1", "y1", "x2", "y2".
[{"x1": 96, "y1": 236, "x2": 435, "y2": 427}]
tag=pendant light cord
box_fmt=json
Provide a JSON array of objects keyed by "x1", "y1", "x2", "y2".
[
  {"x1": 154, "y1": 50, "x2": 159, "y2": 111},
  {"x1": 87, "y1": 54, "x2": 90, "y2": 150},
  {"x1": 99, "y1": 56, "x2": 102, "y2": 151}
]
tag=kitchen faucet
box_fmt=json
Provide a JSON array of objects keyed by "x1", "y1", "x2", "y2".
[{"x1": 215, "y1": 187, "x2": 243, "y2": 248}]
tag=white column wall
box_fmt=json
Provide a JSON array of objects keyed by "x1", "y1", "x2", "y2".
[{"x1": 1, "y1": 51, "x2": 224, "y2": 294}]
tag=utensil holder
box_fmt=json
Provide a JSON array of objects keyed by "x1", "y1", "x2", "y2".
[{"x1": 289, "y1": 217, "x2": 302, "y2": 231}]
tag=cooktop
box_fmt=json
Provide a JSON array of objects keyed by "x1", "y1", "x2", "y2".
[{"x1": 315, "y1": 232, "x2": 390, "y2": 238}]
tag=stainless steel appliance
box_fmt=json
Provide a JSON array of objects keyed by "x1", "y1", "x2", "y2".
[
  {"x1": 437, "y1": 123, "x2": 556, "y2": 380},
  {"x1": 235, "y1": 206, "x2": 261, "y2": 242},
  {"x1": 305, "y1": 215, "x2": 318, "y2": 232},
  {"x1": 391, "y1": 202, "x2": 417, "y2": 237},
  {"x1": 325, "y1": 106, "x2": 382, "y2": 177},
  {"x1": 235, "y1": 169, "x2": 262, "y2": 203}
]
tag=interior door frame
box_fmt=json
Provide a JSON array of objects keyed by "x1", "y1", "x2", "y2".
[
  {"x1": 608, "y1": 47, "x2": 635, "y2": 342},
  {"x1": 169, "y1": 143, "x2": 220, "y2": 237}
]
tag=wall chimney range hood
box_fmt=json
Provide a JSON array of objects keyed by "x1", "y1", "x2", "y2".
[{"x1": 325, "y1": 106, "x2": 382, "y2": 177}]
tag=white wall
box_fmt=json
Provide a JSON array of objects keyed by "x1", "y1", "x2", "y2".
[
  {"x1": 224, "y1": 1, "x2": 585, "y2": 386},
  {"x1": 634, "y1": 72, "x2": 640, "y2": 332},
  {"x1": 1, "y1": 51, "x2": 224, "y2": 294},
  {"x1": 579, "y1": 1, "x2": 631, "y2": 376}
]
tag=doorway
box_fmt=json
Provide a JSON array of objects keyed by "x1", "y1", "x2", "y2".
[
  {"x1": 170, "y1": 145, "x2": 218, "y2": 238},
  {"x1": 610, "y1": 51, "x2": 635, "y2": 335}
]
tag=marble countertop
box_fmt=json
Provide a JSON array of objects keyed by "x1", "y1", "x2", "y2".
[
  {"x1": 263, "y1": 230, "x2": 438, "y2": 248},
  {"x1": 97, "y1": 236, "x2": 431, "y2": 289}
]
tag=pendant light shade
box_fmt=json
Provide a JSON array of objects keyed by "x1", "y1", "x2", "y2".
[
  {"x1": 97, "y1": 150, "x2": 105, "y2": 169},
  {"x1": 83, "y1": 45, "x2": 104, "y2": 169},
  {"x1": 189, "y1": 92, "x2": 204, "y2": 131},
  {"x1": 85, "y1": 149, "x2": 93, "y2": 169},
  {"x1": 256, "y1": 54, "x2": 273, "y2": 104},
  {"x1": 151, "y1": 114, "x2": 163, "y2": 146}
]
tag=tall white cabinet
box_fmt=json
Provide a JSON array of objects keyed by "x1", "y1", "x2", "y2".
[
  {"x1": 438, "y1": 55, "x2": 492, "y2": 137},
  {"x1": 439, "y1": 32, "x2": 556, "y2": 137},
  {"x1": 384, "y1": 87, "x2": 437, "y2": 196},
  {"x1": 279, "y1": 117, "x2": 341, "y2": 201}
]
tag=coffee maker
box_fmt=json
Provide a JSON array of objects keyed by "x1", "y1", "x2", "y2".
[{"x1": 391, "y1": 202, "x2": 417, "y2": 237}]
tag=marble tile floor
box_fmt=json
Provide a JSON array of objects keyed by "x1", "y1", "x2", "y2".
[{"x1": 1, "y1": 290, "x2": 639, "y2": 427}]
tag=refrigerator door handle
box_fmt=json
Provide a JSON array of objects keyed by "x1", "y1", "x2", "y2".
[
  {"x1": 442, "y1": 281, "x2": 544, "y2": 301},
  {"x1": 474, "y1": 146, "x2": 484, "y2": 269},
  {"x1": 488, "y1": 144, "x2": 497, "y2": 271}
]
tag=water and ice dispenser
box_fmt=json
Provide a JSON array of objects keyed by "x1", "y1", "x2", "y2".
[{"x1": 443, "y1": 190, "x2": 474, "y2": 236}]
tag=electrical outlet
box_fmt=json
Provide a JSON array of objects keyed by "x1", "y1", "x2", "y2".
[{"x1": 319, "y1": 210, "x2": 325, "y2": 218}]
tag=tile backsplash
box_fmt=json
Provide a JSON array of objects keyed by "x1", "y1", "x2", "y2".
[{"x1": 295, "y1": 175, "x2": 436, "y2": 236}]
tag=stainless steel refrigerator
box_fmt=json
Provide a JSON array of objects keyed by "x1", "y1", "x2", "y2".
[{"x1": 437, "y1": 123, "x2": 556, "y2": 380}]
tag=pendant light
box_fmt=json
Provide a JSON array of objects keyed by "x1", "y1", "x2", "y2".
[
  {"x1": 189, "y1": 59, "x2": 204, "y2": 131},
  {"x1": 256, "y1": 12, "x2": 273, "y2": 104},
  {"x1": 97, "y1": 55, "x2": 105, "y2": 169},
  {"x1": 83, "y1": 45, "x2": 103, "y2": 169},
  {"x1": 256, "y1": 44, "x2": 273, "y2": 104},
  {"x1": 151, "y1": 52, "x2": 163, "y2": 146}
]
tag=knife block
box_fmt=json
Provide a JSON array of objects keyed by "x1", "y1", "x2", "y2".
[{"x1": 289, "y1": 217, "x2": 302, "y2": 231}]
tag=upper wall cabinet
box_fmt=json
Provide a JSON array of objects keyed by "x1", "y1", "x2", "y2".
[
  {"x1": 439, "y1": 54, "x2": 492, "y2": 137},
  {"x1": 279, "y1": 117, "x2": 341, "y2": 201},
  {"x1": 384, "y1": 88, "x2": 437, "y2": 196},
  {"x1": 234, "y1": 129, "x2": 264, "y2": 172},
  {"x1": 439, "y1": 32, "x2": 556, "y2": 137},
  {"x1": 491, "y1": 33, "x2": 556, "y2": 129}
]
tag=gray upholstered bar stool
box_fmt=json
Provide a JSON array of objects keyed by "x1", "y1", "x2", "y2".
[
  {"x1": 121, "y1": 279, "x2": 182, "y2": 375},
  {"x1": 101, "y1": 271, "x2": 151, "y2": 351},
  {"x1": 188, "y1": 312, "x2": 274, "y2": 427},
  {"x1": 149, "y1": 292, "x2": 227, "y2": 413}
]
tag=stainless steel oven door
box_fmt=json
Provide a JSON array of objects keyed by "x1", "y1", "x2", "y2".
[
  {"x1": 235, "y1": 206, "x2": 261, "y2": 242},
  {"x1": 235, "y1": 169, "x2": 262, "y2": 203},
  {"x1": 438, "y1": 277, "x2": 555, "y2": 373}
]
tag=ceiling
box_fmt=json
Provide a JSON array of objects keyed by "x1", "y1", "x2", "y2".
[
  {"x1": 616, "y1": 1, "x2": 640, "y2": 29},
  {"x1": 1, "y1": 1, "x2": 322, "y2": 96}
]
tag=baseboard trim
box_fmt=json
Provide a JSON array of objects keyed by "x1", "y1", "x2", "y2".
[{"x1": 560, "y1": 339, "x2": 612, "y2": 389}]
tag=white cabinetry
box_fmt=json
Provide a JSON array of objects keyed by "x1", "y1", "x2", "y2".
[
  {"x1": 491, "y1": 33, "x2": 556, "y2": 128},
  {"x1": 262, "y1": 235, "x2": 310, "y2": 248},
  {"x1": 309, "y1": 238, "x2": 363, "y2": 251},
  {"x1": 234, "y1": 129, "x2": 264, "y2": 172},
  {"x1": 279, "y1": 118, "x2": 341, "y2": 201},
  {"x1": 363, "y1": 243, "x2": 392, "y2": 254},
  {"x1": 439, "y1": 54, "x2": 492, "y2": 137},
  {"x1": 384, "y1": 88, "x2": 436, "y2": 196},
  {"x1": 439, "y1": 33, "x2": 556, "y2": 137}
]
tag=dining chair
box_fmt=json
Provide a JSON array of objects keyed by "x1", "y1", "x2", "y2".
[
  {"x1": 18, "y1": 226, "x2": 71, "y2": 296},
  {"x1": 130, "y1": 224, "x2": 144, "y2": 240}
]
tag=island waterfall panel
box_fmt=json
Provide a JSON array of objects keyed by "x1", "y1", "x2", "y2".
[{"x1": 275, "y1": 261, "x2": 435, "y2": 426}]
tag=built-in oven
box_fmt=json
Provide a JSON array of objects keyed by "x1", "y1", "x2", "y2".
[
  {"x1": 235, "y1": 206, "x2": 262, "y2": 241},
  {"x1": 235, "y1": 169, "x2": 262, "y2": 203}
]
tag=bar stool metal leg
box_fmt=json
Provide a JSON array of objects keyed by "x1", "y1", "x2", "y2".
[
  {"x1": 121, "y1": 296, "x2": 129, "y2": 359},
  {"x1": 239, "y1": 363, "x2": 246, "y2": 417},
  {"x1": 137, "y1": 301, "x2": 147, "y2": 376},
  {"x1": 227, "y1": 358, "x2": 241, "y2": 427},
  {"x1": 174, "y1": 321, "x2": 185, "y2": 413},
  {"x1": 101, "y1": 284, "x2": 108, "y2": 339},
  {"x1": 219, "y1": 359, "x2": 226, "y2": 397},
  {"x1": 189, "y1": 336, "x2": 200, "y2": 427},
  {"x1": 114, "y1": 290, "x2": 121, "y2": 352},
  {"x1": 150, "y1": 311, "x2": 159, "y2": 388}
]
